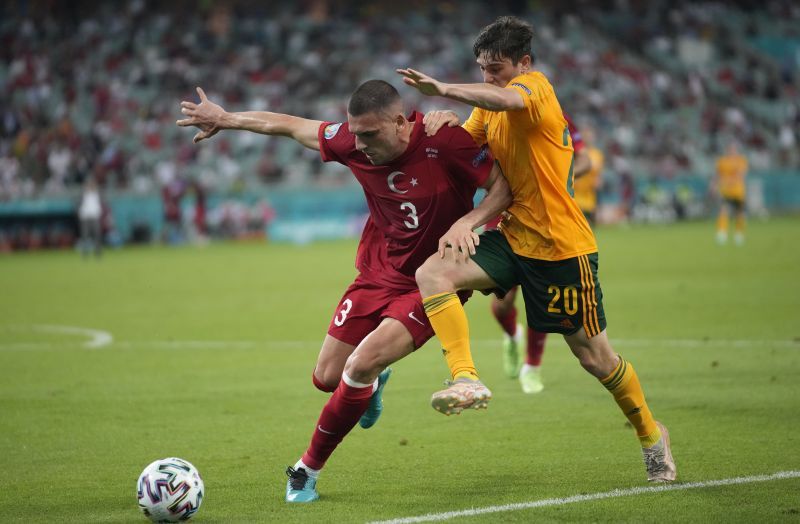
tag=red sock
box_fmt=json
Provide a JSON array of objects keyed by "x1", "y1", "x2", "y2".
[
  {"x1": 301, "y1": 378, "x2": 373, "y2": 470},
  {"x1": 491, "y1": 301, "x2": 517, "y2": 337},
  {"x1": 312, "y1": 371, "x2": 337, "y2": 393},
  {"x1": 526, "y1": 328, "x2": 546, "y2": 366}
]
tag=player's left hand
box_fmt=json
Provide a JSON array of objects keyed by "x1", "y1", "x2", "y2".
[
  {"x1": 396, "y1": 68, "x2": 446, "y2": 97},
  {"x1": 438, "y1": 219, "x2": 479, "y2": 262}
]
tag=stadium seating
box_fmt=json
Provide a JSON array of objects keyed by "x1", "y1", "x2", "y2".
[{"x1": 0, "y1": 1, "x2": 797, "y2": 228}]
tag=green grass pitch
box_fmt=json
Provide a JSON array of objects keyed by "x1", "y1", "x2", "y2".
[{"x1": 1, "y1": 217, "x2": 799, "y2": 522}]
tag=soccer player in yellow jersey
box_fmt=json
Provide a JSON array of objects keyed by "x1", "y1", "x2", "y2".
[
  {"x1": 714, "y1": 142, "x2": 748, "y2": 245},
  {"x1": 398, "y1": 15, "x2": 676, "y2": 482},
  {"x1": 573, "y1": 126, "x2": 604, "y2": 226}
]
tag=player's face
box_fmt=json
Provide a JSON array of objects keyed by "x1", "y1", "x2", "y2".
[
  {"x1": 476, "y1": 52, "x2": 530, "y2": 88},
  {"x1": 348, "y1": 110, "x2": 405, "y2": 165}
]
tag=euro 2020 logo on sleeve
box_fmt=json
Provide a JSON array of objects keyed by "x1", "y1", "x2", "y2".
[
  {"x1": 324, "y1": 123, "x2": 342, "y2": 140},
  {"x1": 472, "y1": 144, "x2": 489, "y2": 167}
]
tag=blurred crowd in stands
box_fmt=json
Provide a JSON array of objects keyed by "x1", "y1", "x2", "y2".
[{"x1": 1, "y1": 0, "x2": 798, "y2": 204}]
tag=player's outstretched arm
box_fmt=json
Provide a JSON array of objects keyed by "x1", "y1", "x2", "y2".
[
  {"x1": 177, "y1": 87, "x2": 323, "y2": 150},
  {"x1": 438, "y1": 162, "x2": 512, "y2": 261},
  {"x1": 397, "y1": 68, "x2": 524, "y2": 112}
]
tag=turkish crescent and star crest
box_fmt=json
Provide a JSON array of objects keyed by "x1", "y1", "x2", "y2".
[{"x1": 387, "y1": 171, "x2": 418, "y2": 194}]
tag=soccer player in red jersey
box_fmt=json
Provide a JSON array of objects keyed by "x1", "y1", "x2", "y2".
[{"x1": 177, "y1": 80, "x2": 510, "y2": 502}]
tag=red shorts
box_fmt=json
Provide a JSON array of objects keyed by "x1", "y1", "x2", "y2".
[
  {"x1": 327, "y1": 275, "x2": 471, "y2": 350},
  {"x1": 327, "y1": 275, "x2": 433, "y2": 349}
]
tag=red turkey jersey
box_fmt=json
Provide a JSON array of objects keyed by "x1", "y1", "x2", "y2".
[{"x1": 318, "y1": 111, "x2": 493, "y2": 289}]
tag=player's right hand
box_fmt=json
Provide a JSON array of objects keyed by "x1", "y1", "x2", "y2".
[
  {"x1": 438, "y1": 218, "x2": 479, "y2": 263},
  {"x1": 176, "y1": 87, "x2": 224, "y2": 143},
  {"x1": 423, "y1": 111, "x2": 460, "y2": 137},
  {"x1": 396, "y1": 68, "x2": 446, "y2": 97}
]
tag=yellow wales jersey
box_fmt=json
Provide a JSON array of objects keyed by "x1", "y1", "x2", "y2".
[
  {"x1": 463, "y1": 72, "x2": 596, "y2": 260},
  {"x1": 716, "y1": 153, "x2": 747, "y2": 201},
  {"x1": 573, "y1": 147, "x2": 604, "y2": 213}
]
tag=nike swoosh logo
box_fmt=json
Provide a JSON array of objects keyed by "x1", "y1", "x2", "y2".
[
  {"x1": 408, "y1": 312, "x2": 426, "y2": 326},
  {"x1": 317, "y1": 425, "x2": 336, "y2": 435}
]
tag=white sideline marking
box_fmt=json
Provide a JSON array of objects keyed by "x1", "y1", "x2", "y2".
[
  {"x1": 32, "y1": 324, "x2": 113, "y2": 348},
  {"x1": 368, "y1": 470, "x2": 800, "y2": 524},
  {"x1": 113, "y1": 341, "x2": 260, "y2": 350}
]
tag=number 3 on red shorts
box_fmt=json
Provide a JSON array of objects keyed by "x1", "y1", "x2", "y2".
[{"x1": 334, "y1": 298, "x2": 353, "y2": 327}]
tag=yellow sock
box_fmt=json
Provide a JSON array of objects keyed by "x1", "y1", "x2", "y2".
[
  {"x1": 716, "y1": 211, "x2": 729, "y2": 234},
  {"x1": 600, "y1": 356, "x2": 660, "y2": 447},
  {"x1": 422, "y1": 292, "x2": 478, "y2": 380}
]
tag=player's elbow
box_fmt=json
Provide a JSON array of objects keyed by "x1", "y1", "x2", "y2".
[
  {"x1": 499, "y1": 183, "x2": 513, "y2": 209},
  {"x1": 490, "y1": 173, "x2": 513, "y2": 209},
  {"x1": 499, "y1": 91, "x2": 526, "y2": 111}
]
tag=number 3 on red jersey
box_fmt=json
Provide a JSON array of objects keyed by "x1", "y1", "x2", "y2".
[{"x1": 400, "y1": 202, "x2": 419, "y2": 229}]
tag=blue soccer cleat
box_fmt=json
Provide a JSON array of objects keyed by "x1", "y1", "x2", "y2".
[
  {"x1": 359, "y1": 368, "x2": 392, "y2": 429},
  {"x1": 285, "y1": 467, "x2": 319, "y2": 503}
]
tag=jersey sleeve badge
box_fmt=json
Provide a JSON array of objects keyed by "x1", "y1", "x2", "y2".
[
  {"x1": 472, "y1": 144, "x2": 490, "y2": 167},
  {"x1": 511, "y1": 82, "x2": 532, "y2": 95},
  {"x1": 324, "y1": 123, "x2": 343, "y2": 139}
]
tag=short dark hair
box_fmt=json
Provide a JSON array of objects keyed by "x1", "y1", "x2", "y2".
[
  {"x1": 348, "y1": 80, "x2": 402, "y2": 117},
  {"x1": 473, "y1": 16, "x2": 534, "y2": 64}
]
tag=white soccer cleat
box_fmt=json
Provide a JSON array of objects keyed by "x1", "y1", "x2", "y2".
[
  {"x1": 430, "y1": 377, "x2": 492, "y2": 415},
  {"x1": 642, "y1": 421, "x2": 677, "y2": 482}
]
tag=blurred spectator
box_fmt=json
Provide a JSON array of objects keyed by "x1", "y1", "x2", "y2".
[
  {"x1": 78, "y1": 176, "x2": 102, "y2": 257},
  {"x1": 0, "y1": 0, "x2": 795, "y2": 207}
]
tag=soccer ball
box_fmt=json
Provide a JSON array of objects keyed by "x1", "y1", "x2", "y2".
[{"x1": 136, "y1": 458, "x2": 204, "y2": 522}]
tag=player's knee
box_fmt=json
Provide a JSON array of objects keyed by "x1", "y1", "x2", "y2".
[
  {"x1": 576, "y1": 353, "x2": 604, "y2": 377},
  {"x1": 576, "y1": 349, "x2": 617, "y2": 378},
  {"x1": 312, "y1": 368, "x2": 338, "y2": 392},
  {"x1": 344, "y1": 352, "x2": 386, "y2": 383},
  {"x1": 415, "y1": 257, "x2": 450, "y2": 294},
  {"x1": 415, "y1": 260, "x2": 434, "y2": 289}
]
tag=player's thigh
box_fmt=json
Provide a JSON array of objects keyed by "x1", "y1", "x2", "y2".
[
  {"x1": 465, "y1": 229, "x2": 520, "y2": 295},
  {"x1": 518, "y1": 252, "x2": 607, "y2": 337},
  {"x1": 320, "y1": 278, "x2": 388, "y2": 386},
  {"x1": 417, "y1": 250, "x2": 498, "y2": 294},
  {"x1": 314, "y1": 334, "x2": 356, "y2": 387},
  {"x1": 345, "y1": 318, "x2": 416, "y2": 383}
]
